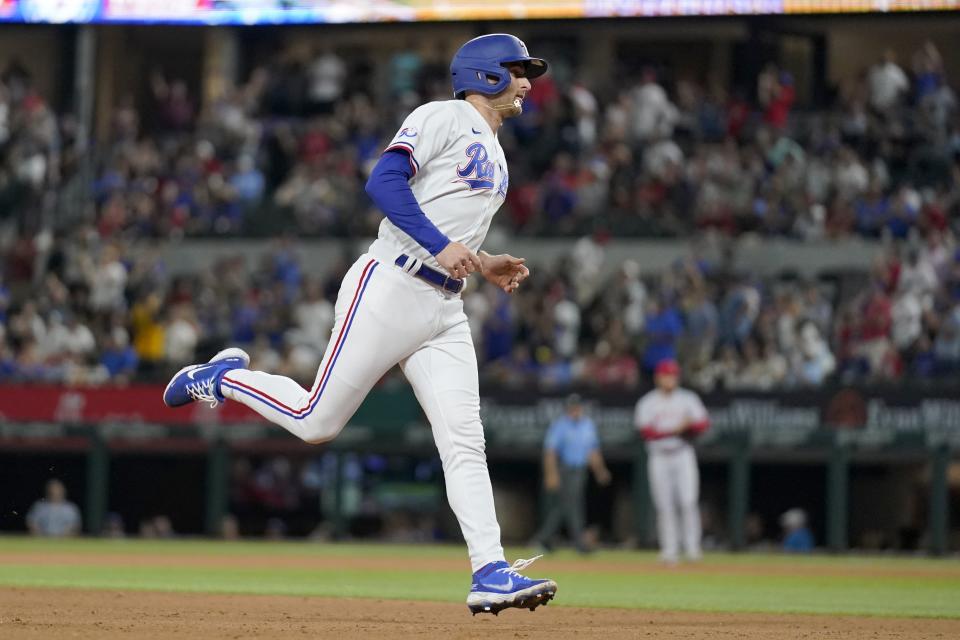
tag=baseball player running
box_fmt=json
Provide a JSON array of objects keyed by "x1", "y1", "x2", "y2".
[
  {"x1": 634, "y1": 359, "x2": 709, "y2": 564},
  {"x1": 163, "y1": 34, "x2": 556, "y2": 615}
]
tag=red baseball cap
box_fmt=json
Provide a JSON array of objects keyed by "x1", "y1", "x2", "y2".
[{"x1": 655, "y1": 359, "x2": 680, "y2": 376}]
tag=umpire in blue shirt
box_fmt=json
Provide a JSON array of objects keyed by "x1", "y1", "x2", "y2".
[{"x1": 533, "y1": 394, "x2": 611, "y2": 553}]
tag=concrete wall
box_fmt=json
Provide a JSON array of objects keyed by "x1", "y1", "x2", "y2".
[{"x1": 155, "y1": 235, "x2": 883, "y2": 280}]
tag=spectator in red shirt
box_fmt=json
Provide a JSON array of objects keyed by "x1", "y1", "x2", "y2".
[
  {"x1": 583, "y1": 340, "x2": 639, "y2": 389},
  {"x1": 861, "y1": 287, "x2": 893, "y2": 341},
  {"x1": 855, "y1": 286, "x2": 894, "y2": 376},
  {"x1": 762, "y1": 70, "x2": 796, "y2": 130},
  {"x1": 726, "y1": 90, "x2": 750, "y2": 139}
]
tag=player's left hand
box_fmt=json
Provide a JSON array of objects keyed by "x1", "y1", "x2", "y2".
[{"x1": 479, "y1": 252, "x2": 530, "y2": 294}]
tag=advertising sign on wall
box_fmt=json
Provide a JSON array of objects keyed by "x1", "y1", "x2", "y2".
[{"x1": 0, "y1": 0, "x2": 955, "y2": 24}]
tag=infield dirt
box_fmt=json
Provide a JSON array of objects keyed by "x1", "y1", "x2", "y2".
[{"x1": 2, "y1": 587, "x2": 959, "y2": 639}]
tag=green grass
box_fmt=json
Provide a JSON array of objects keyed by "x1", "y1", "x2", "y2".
[{"x1": 0, "y1": 537, "x2": 958, "y2": 618}]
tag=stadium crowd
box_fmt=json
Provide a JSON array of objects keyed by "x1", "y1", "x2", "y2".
[
  {"x1": 3, "y1": 221, "x2": 960, "y2": 390},
  {"x1": 0, "y1": 40, "x2": 957, "y2": 241},
  {"x1": 1, "y1": 39, "x2": 960, "y2": 390}
]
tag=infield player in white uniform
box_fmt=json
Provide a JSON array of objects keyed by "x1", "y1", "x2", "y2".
[
  {"x1": 163, "y1": 34, "x2": 557, "y2": 616},
  {"x1": 634, "y1": 359, "x2": 710, "y2": 564}
]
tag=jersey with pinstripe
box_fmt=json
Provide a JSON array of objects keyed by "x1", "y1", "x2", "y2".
[
  {"x1": 374, "y1": 100, "x2": 507, "y2": 271},
  {"x1": 210, "y1": 97, "x2": 513, "y2": 576}
]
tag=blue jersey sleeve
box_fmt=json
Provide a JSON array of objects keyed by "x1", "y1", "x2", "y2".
[{"x1": 365, "y1": 150, "x2": 451, "y2": 256}]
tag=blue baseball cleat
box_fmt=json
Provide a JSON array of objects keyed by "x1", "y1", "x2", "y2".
[
  {"x1": 467, "y1": 556, "x2": 557, "y2": 615},
  {"x1": 163, "y1": 348, "x2": 250, "y2": 408}
]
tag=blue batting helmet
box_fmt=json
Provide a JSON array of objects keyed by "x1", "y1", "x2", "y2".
[{"x1": 450, "y1": 34, "x2": 548, "y2": 99}]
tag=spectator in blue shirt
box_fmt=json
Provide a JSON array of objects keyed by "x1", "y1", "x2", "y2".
[
  {"x1": 854, "y1": 185, "x2": 889, "y2": 237},
  {"x1": 100, "y1": 329, "x2": 139, "y2": 383},
  {"x1": 532, "y1": 394, "x2": 611, "y2": 553},
  {"x1": 230, "y1": 155, "x2": 266, "y2": 206},
  {"x1": 642, "y1": 298, "x2": 683, "y2": 375},
  {"x1": 780, "y1": 508, "x2": 814, "y2": 553}
]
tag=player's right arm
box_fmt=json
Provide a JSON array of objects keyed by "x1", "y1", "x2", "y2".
[
  {"x1": 365, "y1": 103, "x2": 481, "y2": 278},
  {"x1": 437, "y1": 243, "x2": 483, "y2": 279}
]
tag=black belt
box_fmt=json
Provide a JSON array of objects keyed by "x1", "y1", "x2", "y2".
[{"x1": 395, "y1": 254, "x2": 464, "y2": 294}]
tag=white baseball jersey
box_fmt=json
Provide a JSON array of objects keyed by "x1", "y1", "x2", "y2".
[
  {"x1": 371, "y1": 100, "x2": 508, "y2": 270},
  {"x1": 219, "y1": 98, "x2": 513, "y2": 575},
  {"x1": 634, "y1": 388, "x2": 709, "y2": 454},
  {"x1": 634, "y1": 386, "x2": 708, "y2": 563}
]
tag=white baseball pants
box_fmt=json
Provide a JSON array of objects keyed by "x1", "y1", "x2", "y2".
[
  {"x1": 648, "y1": 446, "x2": 702, "y2": 562},
  {"x1": 220, "y1": 254, "x2": 504, "y2": 572}
]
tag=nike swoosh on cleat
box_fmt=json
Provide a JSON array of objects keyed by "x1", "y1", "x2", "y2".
[
  {"x1": 187, "y1": 365, "x2": 215, "y2": 380},
  {"x1": 482, "y1": 577, "x2": 514, "y2": 592}
]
